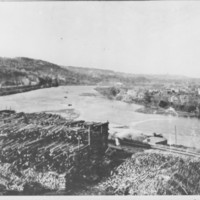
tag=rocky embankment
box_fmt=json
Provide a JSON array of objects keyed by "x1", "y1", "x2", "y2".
[
  {"x1": 75, "y1": 150, "x2": 200, "y2": 195},
  {"x1": 136, "y1": 106, "x2": 197, "y2": 118},
  {"x1": 0, "y1": 85, "x2": 43, "y2": 96}
]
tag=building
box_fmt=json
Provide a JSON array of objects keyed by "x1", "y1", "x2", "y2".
[
  {"x1": 168, "y1": 95, "x2": 180, "y2": 104},
  {"x1": 127, "y1": 89, "x2": 137, "y2": 99},
  {"x1": 137, "y1": 91, "x2": 145, "y2": 100}
]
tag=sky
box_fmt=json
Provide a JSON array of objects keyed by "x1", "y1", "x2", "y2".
[{"x1": 0, "y1": 2, "x2": 200, "y2": 77}]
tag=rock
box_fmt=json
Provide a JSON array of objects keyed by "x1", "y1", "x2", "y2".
[{"x1": 23, "y1": 181, "x2": 48, "y2": 195}]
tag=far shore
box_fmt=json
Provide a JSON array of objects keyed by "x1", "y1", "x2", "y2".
[
  {"x1": 0, "y1": 85, "x2": 49, "y2": 96},
  {"x1": 95, "y1": 86, "x2": 200, "y2": 120},
  {"x1": 0, "y1": 84, "x2": 100, "y2": 97},
  {"x1": 136, "y1": 106, "x2": 197, "y2": 118}
]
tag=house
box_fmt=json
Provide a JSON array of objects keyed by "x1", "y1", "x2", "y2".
[
  {"x1": 179, "y1": 95, "x2": 189, "y2": 105},
  {"x1": 152, "y1": 93, "x2": 161, "y2": 105},
  {"x1": 127, "y1": 89, "x2": 137, "y2": 99},
  {"x1": 165, "y1": 107, "x2": 178, "y2": 116},
  {"x1": 122, "y1": 94, "x2": 133, "y2": 103},
  {"x1": 171, "y1": 88, "x2": 180, "y2": 93},
  {"x1": 160, "y1": 94, "x2": 169, "y2": 103},
  {"x1": 168, "y1": 95, "x2": 180, "y2": 104},
  {"x1": 30, "y1": 81, "x2": 38, "y2": 86},
  {"x1": 21, "y1": 77, "x2": 30, "y2": 86},
  {"x1": 137, "y1": 91, "x2": 145, "y2": 100},
  {"x1": 115, "y1": 82, "x2": 124, "y2": 87},
  {"x1": 198, "y1": 88, "x2": 200, "y2": 95},
  {"x1": 196, "y1": 106, "x2": 200, "y2": 115}
]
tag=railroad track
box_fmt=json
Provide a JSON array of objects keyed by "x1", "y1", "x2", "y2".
[
  {"x1": 151, "y1": 144, "x2": 200, "y2": 158},
  {"x1": 108, "y1": 140, "x2": 200, "y2": 158}
]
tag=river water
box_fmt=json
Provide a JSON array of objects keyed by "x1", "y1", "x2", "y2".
[{"x1": 0, "y1": 85, "x2": 200, "y2": 149}]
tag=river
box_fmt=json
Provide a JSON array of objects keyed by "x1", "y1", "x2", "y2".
[{"x1": 0, "y1": 85, "x2": 200, "y2": 149}]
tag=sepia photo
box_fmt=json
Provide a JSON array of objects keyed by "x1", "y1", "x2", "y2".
[{"x1": 0, "y1": 0, "x2": 200, "y2": 196}]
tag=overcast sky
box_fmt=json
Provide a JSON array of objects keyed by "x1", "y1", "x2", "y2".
[{"x1": 0, "y1": 2, "x2": 200, "y2": 77}]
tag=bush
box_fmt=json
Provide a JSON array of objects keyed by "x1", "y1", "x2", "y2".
[{"x1": 159, "y1": 100, "x2": 169, "y2": 108}]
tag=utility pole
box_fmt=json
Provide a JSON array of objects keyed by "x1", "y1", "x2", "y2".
[
  {"x1": 175, "y1": 125, "x2": 177, "y2": 145},
  {"x1": 78, "y1": 135, "x2": 80, "y2": 151},
  {"x1": 88, "y1": 126, "x2": 91, "y2": 146}
]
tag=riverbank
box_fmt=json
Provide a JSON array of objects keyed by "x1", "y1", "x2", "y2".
[
  {"x1": 1, "y1": 85, "x2": 200, "y2": 149},
  {"x1": 95, "y1": 86, "x2": 200, "y2": 119},
  {"x1": 0, "y1": 85, "x2": 50, "y2": 96},
  {"x1": 136, "y1": 106, "x2": 197, "y2": 118}
]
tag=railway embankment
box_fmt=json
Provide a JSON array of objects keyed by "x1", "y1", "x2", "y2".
[
  {"x1": 74, "y1": 148, "x2": 200, "y2": 195},
  {"x1": 0, "y1": 85, "x2": 44, "y2": 96}
]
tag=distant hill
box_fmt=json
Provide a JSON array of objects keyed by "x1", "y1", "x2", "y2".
[
  {"x1": 0, "y1": 57, "x2": 84, "y2": 87},
  {"x1": 1, "y1": 57, "x2": 196, "y2": 90},
  {"x1": 140, "y1": 73, "x2": 191, "y2": 80},
  {"x1": 63, "y1": 66, "x2": 197, "y2": 85},
  {"x1": 0, "y1": 57, "x2": 150, "y2": 88},
  {"x1": 63, "y1": 65, "x2": 150, "y2": 86}
]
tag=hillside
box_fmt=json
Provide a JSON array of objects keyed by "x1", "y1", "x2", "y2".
[
  {"x1": 0, "y1": 57, "x2": 82, "y2": 87},
  {"x1": 64, "y1": 66, "x2": 200, "y2": 87},
  {"x1": 64, "y1": 66, "x2": 150, "y2": 86},
  {"x1": 0, "y1": 57, "x2": 151, "y2": 89},
  {"x1": 2, "y1": 56, "x2": 198, "y2": 93}
]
